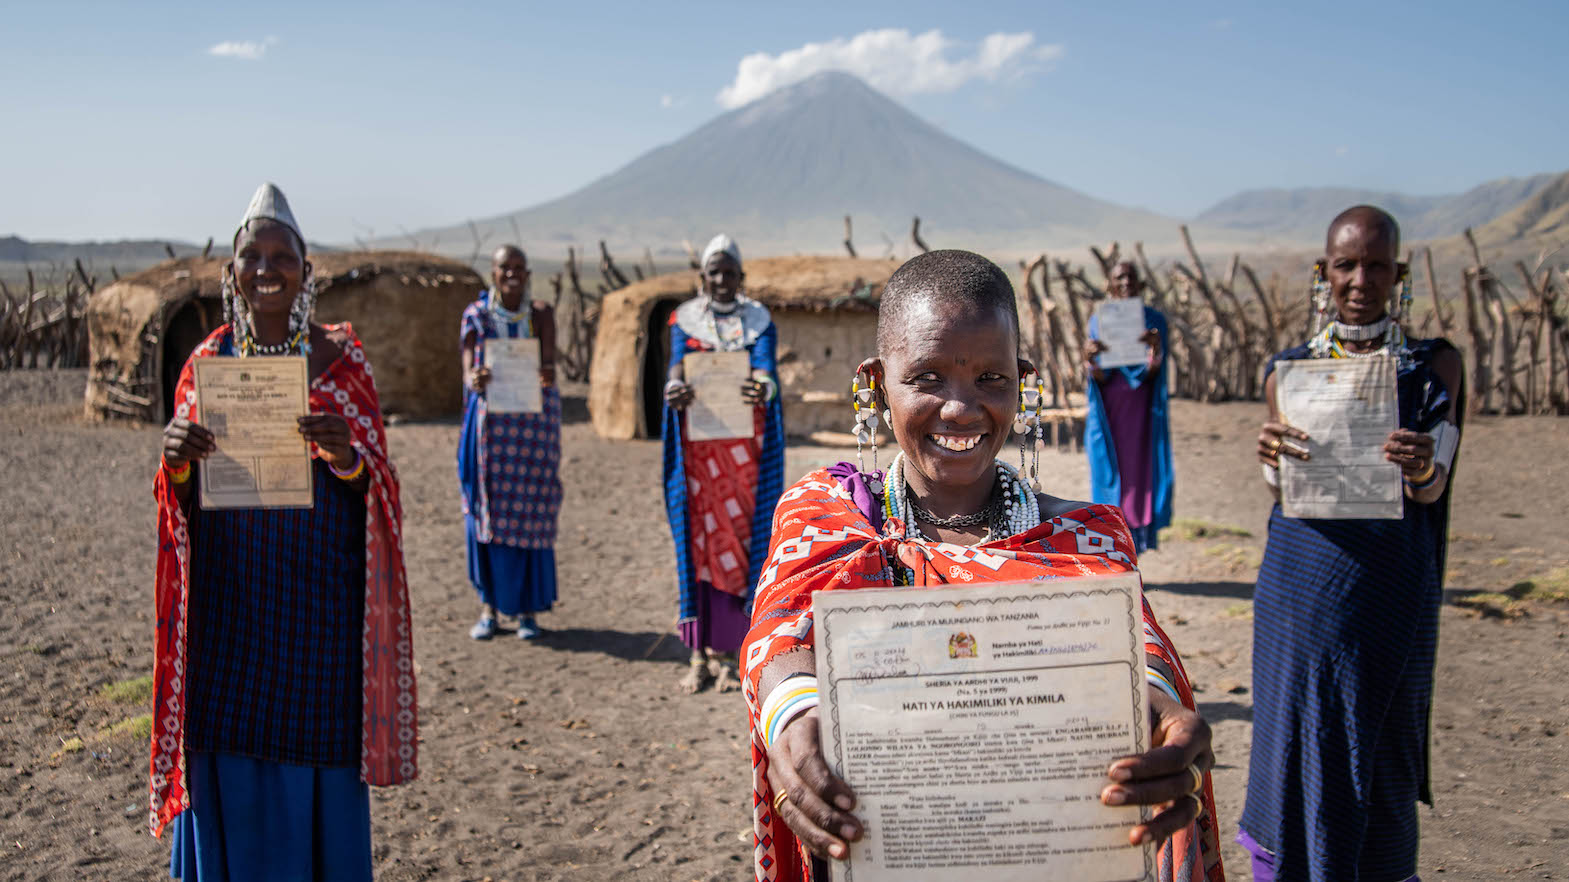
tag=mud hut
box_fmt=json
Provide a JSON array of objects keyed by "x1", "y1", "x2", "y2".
[
  {"x1": 589, "y1": 256, "x2": 898, "y2": 440},
  {"x1": 84, "y1": 251, "x2": 483, "y2": 423}
]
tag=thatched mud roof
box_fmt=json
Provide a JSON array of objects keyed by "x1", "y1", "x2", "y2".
[
  {"x1": 86, "y1": 251, "x2": 483, "y2": 423},
  {"x1": 588, "y1": 255, "x2": 897, "y2": 439}
]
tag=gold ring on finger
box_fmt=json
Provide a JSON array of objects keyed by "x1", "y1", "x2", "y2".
[
  {"x1": 772, "y1": 790, "x2": 790, "y2": 813},
  {"x1": 1185, "y1": 792, "x2": 1204, "y2": 818},
  {"x1": 1267, "y1": 438, "x2": 1281, "y2": 452},
  {"x1": 1185, "y1": 762, "x2": 1203, "y2": 794}
]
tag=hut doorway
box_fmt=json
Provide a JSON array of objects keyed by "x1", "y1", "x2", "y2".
[
  {"x1": 640, "y1": 297, "x2": 683, "y2": 438},
  {"x1": 161, "y1": 301, "x2": 215, "y2": 422}
]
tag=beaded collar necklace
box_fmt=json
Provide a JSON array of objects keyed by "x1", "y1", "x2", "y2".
[
  {"x1": 705, "y1": 294, "x2": 747, "y2": 351},
  {"x1": 880, "y1": 453, "x2": 1042, "y2": 585}
]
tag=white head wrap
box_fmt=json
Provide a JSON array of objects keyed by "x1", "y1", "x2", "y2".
[
  {"x1": 700, "y1": 233, "x2": 741, "y2": 271},
  {"x1": 235, "y1": 182, "x2": 305, "y2": 255}
]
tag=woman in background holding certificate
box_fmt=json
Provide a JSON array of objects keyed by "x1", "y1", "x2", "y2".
[
  {"x1": 1084, "y1": 261, "x2": 1174, "y2": 554},
  {"x1": 741, "y1": 250, "x2": 1222, "y2": 882},
  {"x1": 662, "y1": 235, "x2": 786, "y2": 694},
  {"x1": 1245, "y1": 207, "x2": 1463, "y2": 882},
  {"x1": 458, "y1": 245, "x2": 563, "y2": 641},
  {"x1": 150, "y1": 184, "x2": 417, "y2": 880}
]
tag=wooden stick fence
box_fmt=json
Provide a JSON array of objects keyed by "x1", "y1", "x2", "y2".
[
  {"x1": 1, "y1": 262, "x2": 94, "y2": 370},
  {"x1": 1017, "y1": 226, "x2": 1566, "y2": 415}
]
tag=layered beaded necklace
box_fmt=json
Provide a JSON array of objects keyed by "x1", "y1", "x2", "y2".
[
  {"x1": 880, "y1": 452, "x2": 1042, "y2": 586},
  {"x1": 1309, "y1": 314, "x2": 1409, "y2": 364},
  {"x1": 487, "y1": 288, "x2": 533, "y2": 336},
  {"x1": 705, "y1": 296, "x2": 747, "y2": 351}
]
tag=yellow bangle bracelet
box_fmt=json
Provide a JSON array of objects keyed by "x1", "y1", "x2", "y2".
[
  {"x1": 164, "y1": 460, "x2": 192, "y2": 484},
  {"x1": 330, "y1": 453, "x2": 366, "y2": 482}
]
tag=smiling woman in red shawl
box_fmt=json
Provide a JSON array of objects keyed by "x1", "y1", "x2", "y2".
[
  {"x1": 149, "y1": 183, "x2": 417, "y2": 881},
  {"x1": 741, "y1": 250, "x2": 1224, "y2": 882}
]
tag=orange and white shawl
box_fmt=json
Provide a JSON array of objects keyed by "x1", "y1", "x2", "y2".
[
  {"x1": 147, "y1": 323, "x2": 418, "y2": 836},
  {"x1": 741, "y1": 468, "x2": 1223, "y2": 882}
]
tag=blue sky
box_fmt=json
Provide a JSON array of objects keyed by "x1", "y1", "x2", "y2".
[{"x1": 3, "y1": 0, "x2": 1564, "y2": 244}]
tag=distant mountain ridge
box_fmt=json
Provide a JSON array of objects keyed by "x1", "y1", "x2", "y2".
[
  {"x1": 0, "y1": 235, "x2": 203, "y2": 266},
  {"x1": 1195, "y1": 173, "x2": 1563, "y2": 243},
  {"x1": 405, "y1": 71, "x2": 1184, "y2": 257}
]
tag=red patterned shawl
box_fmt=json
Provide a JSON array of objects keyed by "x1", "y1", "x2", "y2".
[
  {"x1": 148, "y1": 323, "x2": 418, "y2": 837},
  {"x1": 740, "y1": 468, "x2": 1223, "y2": 882}
]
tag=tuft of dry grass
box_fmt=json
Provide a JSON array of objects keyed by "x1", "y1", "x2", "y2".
[
  {"x1": 99, "y1": 714, "x2": 152, "y2": 741},
  {"x1": 97, "y1": 675, "x2": 153, "y2": 705},
  {"x1": 1161, "y1": 518, "x2": 1253, "y2": 542}
]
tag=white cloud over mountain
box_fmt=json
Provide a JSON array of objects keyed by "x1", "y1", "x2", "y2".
[{"x1": 717, "y1": 28, "x2": 1062, "y2": 108}]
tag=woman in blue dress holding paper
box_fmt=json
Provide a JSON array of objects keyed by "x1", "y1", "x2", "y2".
[
  {"x1": 661, "y1": 234, "x2": 786, "y2": 693},
  {"x1": 1083, "y1": 261, "x2": 1173, "y2": 554},
  {"x1": 459, "y1": 245, "x2": 563, "y2": 640},
  {"x1": 1243, "y1": 206, "x2": 1463, "y2": 881}
]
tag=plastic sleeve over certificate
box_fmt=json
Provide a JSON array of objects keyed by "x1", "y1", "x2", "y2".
[
  {"x1": 194, "y1": 355, "x2": 313, "y2": 510},
  {"x1": 683, "y1": 350, "x2": 754, "y2": 441},
  {"x1": 1094, "y1": 299, "x2": 1149, "y2": 370},
  {"x1": 814, "y1": 574, "x2": 1154, "y2": 882},
  {"x1": 1274, "y1": 354, "x2": 1402, "y2": 520},
  {"x1": 484, "y1": 337, "x2": 543, "y2": 414}
]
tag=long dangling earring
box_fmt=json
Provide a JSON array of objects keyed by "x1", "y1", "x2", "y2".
[
  {"x1": 290, "y1": 268, "x2": 317, "y2": 357},
  {"x1": 1392, "y1": 269, "x2": 1412, "y2": 324},
  {"x1": 1013, "y1": 374, "x2": 1035, "y2": 475},
  {"x1": 223, "y1": 269, "x2": 253, "y2": 355},
  {"x1": 1310, "y1": 264, "x2": 1332, "y2": 336},
  {"x1": 1029, "y1": 373, "x2": 1044, "y2": 490},
  {"x1": 851, "y1": 371, "x2": 882, "y2": 491}
]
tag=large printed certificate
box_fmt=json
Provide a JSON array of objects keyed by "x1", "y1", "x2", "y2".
[
  {"x1": 194, "y1": 356, "x2": 313, "y2": 510},
  {"x1": 1275, "y1": 354, "x2": 1402, "y2": 520},
  {"x1": 814, "y1": 574, "x2": 1154, "y2": 882},
  {"x1": 1094, "y1": 299, "x2": 1149, "y2": 369},
  {"x1": 484, "y1": 337, "x2": 543, "y2": 414},
  {"x1": 684, "y1": 350, "x2": 754, "y2": 441}
]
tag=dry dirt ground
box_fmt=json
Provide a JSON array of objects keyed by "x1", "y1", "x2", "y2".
[{"x1": 1, "y1": 370, "x2": 1566, "y2": 881}]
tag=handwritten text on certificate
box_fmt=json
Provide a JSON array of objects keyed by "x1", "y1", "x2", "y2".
[
  {"x1": 194, "y1": 356, "x2": 313, "y2": 510},
  {"x1": 814, "y1": 575, "x2": 1153, "y2": 882}
]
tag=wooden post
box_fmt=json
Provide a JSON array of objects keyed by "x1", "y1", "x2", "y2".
[
  {"x1": 1241, "y1": 263, "x2": 1280, "y2": 357},
  {"x1": 1424, "y1": 247, "x2": 1452, "y2": 337},
  {"x1": 911, "y1": 217, "x2": 930, "y2": 254},
  {"x1": 1052, "y1": 260, "x2": 1088, "y2": 361},
  {"x1": 843, "y1": 216, "x2": 857, "y2": 258},
  {"x1": 1461, "y1": 268, "x2": 1490, "y2": 414},
  {"x1": 1517, "y1": 262, "x2": 1549, "y2": 414}
]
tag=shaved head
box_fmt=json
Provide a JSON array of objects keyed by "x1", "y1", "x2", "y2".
[
  {"x1": 1326, "y1": 205, "x2": 1400, "y2": 255},
  {"x1": 877, "y1": 250, "x2": 1019, "y2": 357}
]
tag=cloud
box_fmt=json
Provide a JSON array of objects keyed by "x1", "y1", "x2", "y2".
[
  {"x1": 660, "y1": 94, "x2": 687, "y2": 110},
  {"x1": 717, "y1": 28, "x2": 1063, "y2": 108},
  {"x1": 1335, "y1": 145, "x2": 1350, "y2": 157},
  {"x1": 207, "y1": 37, "x2": 276, "y2": 61}
]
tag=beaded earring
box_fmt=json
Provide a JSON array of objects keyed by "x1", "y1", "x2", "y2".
[
  {"x1": 1013, "y1": 372, "x2": 1045, "y2": 491},
  {"x1": 1391, "y1": 268, "x2": 1412, "y2": 324},
  {"x1": 1310, "y1": 263, "x2": 1333, "y2": 337},
  {"x1": 223, "y1": 268, "x2": 254, "y2": 354},
  {"x1": 851, "y1": 371, "x2": 883, "y2": 493},
  {"x1": 289, "y1": 268, "x2": 317, "y2": 358}
]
